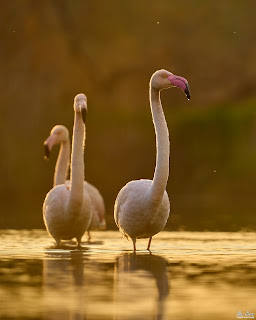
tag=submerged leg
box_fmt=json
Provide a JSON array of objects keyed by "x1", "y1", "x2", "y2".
[
  {"x1": 87, "y1": 230, "x2": 91, "y2": 242},
  {"x1": 147, "y1": 237, "x2": 152, "y2": 252},
  {"x1": 76, "y1": 237, "x2": 82, "y2": 248},
  {"x1": 55, "y1": 239, "x2": 61, "y2": 248},
  {"x1": 132, "y1": 239, "x2": 137, "y2": 253}
]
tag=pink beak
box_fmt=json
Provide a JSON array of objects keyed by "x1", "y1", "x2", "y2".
[
  {"x1": 44, "y1": 135, "x2": 57, "y2": 159},
  {"x1": 167, "y1": 75, "x2": 191, "y2": 100}
]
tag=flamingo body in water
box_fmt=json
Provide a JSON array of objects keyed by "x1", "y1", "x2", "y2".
[
  {"x1": 114, "y1": 69, "x2": 190, "y2": 252},
  {"x1": 44, "y1": 125, "x2": 106, "y2": 239},
  {"x1": 43, "y1": 94, "x2": 92, "y2": 247}
]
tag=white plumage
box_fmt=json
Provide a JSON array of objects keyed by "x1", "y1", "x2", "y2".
[
  {"x1": 43, "y1": 94, "x2": 92, "y2": 247},
  {"x1": 43, "y1": 184, "x2": 92, "y2": 245},
  {"x1": 44, "y1": 125, "x2": 106, "y2": 240},
  {"x1": 114, "y1": 69, "x2": 190, "y2": 252},
  {"x1": 115, "y1": 180, "x2": 169, "y2": 240}
]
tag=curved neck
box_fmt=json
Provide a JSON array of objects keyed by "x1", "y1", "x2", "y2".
[
  {"x1": 67, "y1": 112, "x2": 85, "y2": 210},
  {"x1": 53, "y1": 139, "x2": 70, "y2": 187},
  {"x1": 149, "y1": 87, "x2": 170, "y2": 203}
]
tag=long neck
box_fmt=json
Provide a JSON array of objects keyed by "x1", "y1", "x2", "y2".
[
  {"x1": 149, "y1": 87, "x2": 170, "y2": 203},
  {"x1": 53, "y1": 139, "x2": 70, "y2": 187},
  {"x1": 67, "y1": 112, "x2": 85, "y2": 210}
]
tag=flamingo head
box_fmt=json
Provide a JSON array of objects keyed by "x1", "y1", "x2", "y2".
[
  {"x1": 150, "y1": 69, "x2": 191, "y2": 100},
  {"x1": 74, "y1": 93, "x2": 87, "y2": 123},
  {"x1": 44, "y1": 125, "x2": 69, "y2": 159}
]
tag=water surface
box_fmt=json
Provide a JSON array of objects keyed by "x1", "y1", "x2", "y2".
[{"x1": 0, "y1": 230, "x2": 255, "y2": 319}]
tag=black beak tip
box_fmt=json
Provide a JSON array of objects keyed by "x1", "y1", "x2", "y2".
[
  {"x1": 44, "y1": 144, "x2": 50, "y2": 159},
  {"x1": 185, "y1": 82, "x2": 191, "y2": 100},
  {"x1": 81, "y1": 108, "x2": 87, "y2": 124}
]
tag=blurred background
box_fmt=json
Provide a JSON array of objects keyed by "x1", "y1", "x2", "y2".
[{"x1": 1, "y1": 0, "x2": 256, "y2": 231}]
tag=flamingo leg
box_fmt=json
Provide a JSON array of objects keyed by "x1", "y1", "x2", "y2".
[
  {"x1": 147, "y1": 237, "x2": 152, "y2": 252},
  {"x1": 76, "y1": 237, "x2": 82, "y2": 248},
  {"x1": 132, "y1": 239, "x2": 137, "y2": 253},
  {"x1": 87, "y1": 230, "x2": 91, "y2": 242},
  {"x1": 55, "y1": 239, "x2": 61, "y2": 248}
]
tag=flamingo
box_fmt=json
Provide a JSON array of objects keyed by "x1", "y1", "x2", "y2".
[
  {"x1": 114, "y1": 69, "x2": 190, "y2": 252},
  {"x1": 43, "y1": 94, "x2": 92, "y2": 247},
  {"x1": 44, "y1": 125, "x2": 106, "y2": 239},
  {"x1": 44, "y1": 125, "x2": 70, "y2": 187}
]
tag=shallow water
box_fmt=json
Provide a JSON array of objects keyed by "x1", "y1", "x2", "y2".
[{"x1": 0, "y1": 230, "x2": 255, "y2": 320}]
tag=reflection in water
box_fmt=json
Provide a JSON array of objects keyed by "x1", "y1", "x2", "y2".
[
  {"x1": 43, "y1": 251, "x2": 86, "y2": 320},
  {"x1": 114, "y1": 253, "x2": 169, "y2": 320},
  {"x1": 1, "y1": 230, "x2": 256, "y2": 320}
]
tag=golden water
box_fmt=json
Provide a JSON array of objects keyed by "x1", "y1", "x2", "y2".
[{"x1": 0, "y1": 230, "x2": 255, "y2": 319}]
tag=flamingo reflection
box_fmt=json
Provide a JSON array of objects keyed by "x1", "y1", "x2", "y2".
[
  {"x1": 42, "y1": 250, "x2": 86, "y2": 320},
  {"x1": 114, "y1": 253, "x2": 169, "y2": 320}
]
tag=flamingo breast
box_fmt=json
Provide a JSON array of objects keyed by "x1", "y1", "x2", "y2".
[
  {"x1": 43, "y1": 184, "x2": 91, "y2": 241},
  {"x1": 114, "y1": 179, "x2": 170, "y2": 240}
]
